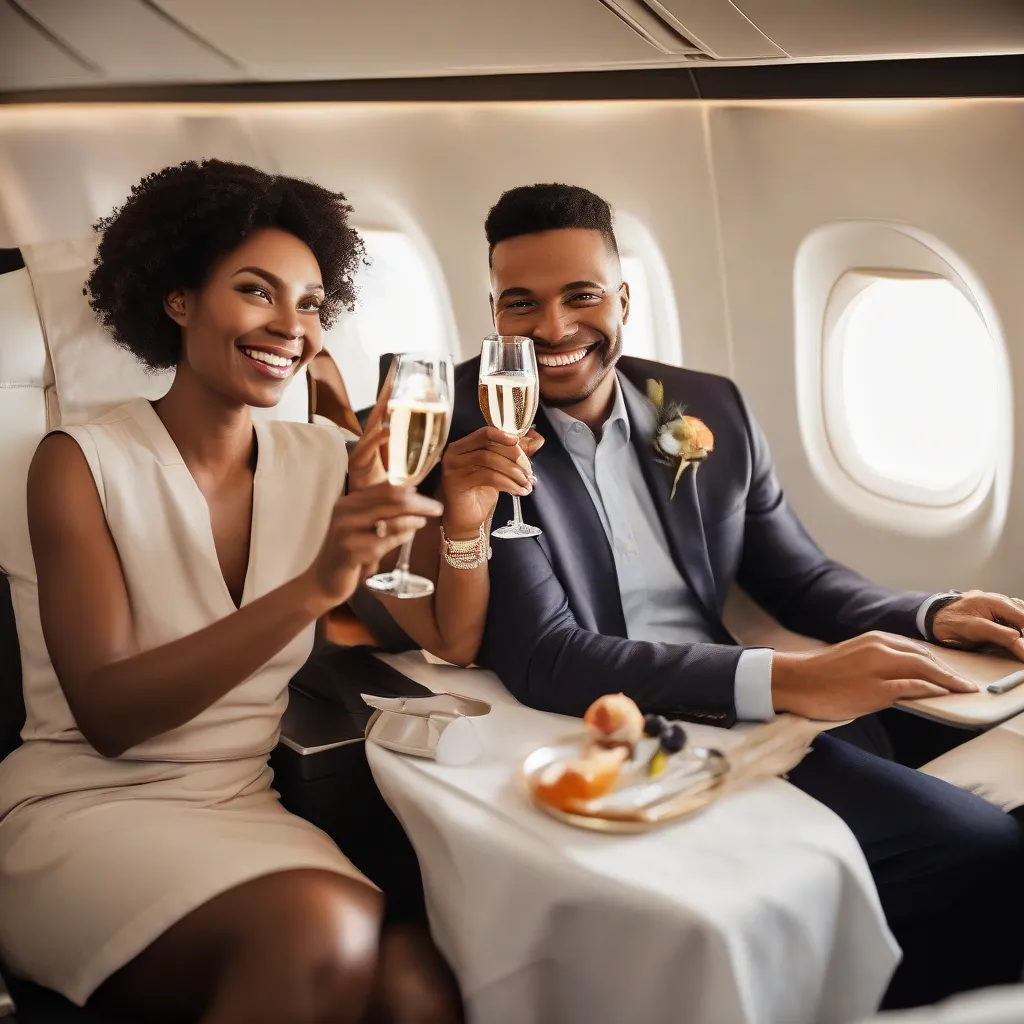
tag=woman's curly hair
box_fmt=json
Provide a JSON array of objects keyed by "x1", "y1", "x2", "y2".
[{"x1": 86, "y1": 159, "x2": 365, "y2": 371}]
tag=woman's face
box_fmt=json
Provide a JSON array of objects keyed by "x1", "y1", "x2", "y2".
[{"x1": 165, "y1": 227, "x2": 326, "y2": 408}]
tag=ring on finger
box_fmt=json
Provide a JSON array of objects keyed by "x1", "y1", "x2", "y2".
[{"x1": 374, "y1": 519, "x2": 387, "y2": 539}]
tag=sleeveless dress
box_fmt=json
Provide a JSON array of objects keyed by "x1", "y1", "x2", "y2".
[{"x1": 0, "y1": 398, "x2": 369, "y2": 1006}]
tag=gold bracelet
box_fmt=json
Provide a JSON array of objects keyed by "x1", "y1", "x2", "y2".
[{"x1": 440, "y1": 523, "x2": 491, "y2": 570}]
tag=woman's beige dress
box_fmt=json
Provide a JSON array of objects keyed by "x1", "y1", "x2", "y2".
[{"x1": 0, "y1": 397, "x2": 368, "y2": 1006}]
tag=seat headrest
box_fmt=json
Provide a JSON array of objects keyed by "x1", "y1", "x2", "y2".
[
  {"x1": 20, "y1": 238, "x2": 310, "y2": 427},
  {"x1": 21, "y1": 239, "x2": 174, "y2": 426}
]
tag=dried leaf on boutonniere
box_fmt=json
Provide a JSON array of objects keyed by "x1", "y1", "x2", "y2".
[{"x1": 646, "y1": 378, "x2": 715, "y2": 500}]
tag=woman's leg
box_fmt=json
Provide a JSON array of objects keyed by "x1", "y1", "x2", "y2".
[
  {"x1": 366, "y1": 922, "x2": 464, "y2": 1024},
  {"x1": 92, "y1": 868, "x2": 382, "y2": 1024}
]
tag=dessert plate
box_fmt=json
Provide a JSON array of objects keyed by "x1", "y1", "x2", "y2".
[{"x1": 522, "y1": 713, "x2": 831, "y2": 832}]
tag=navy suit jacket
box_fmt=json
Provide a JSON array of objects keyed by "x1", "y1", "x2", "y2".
[{"x1": 436, "y1": 355, "x2": 929, "y2": 726}]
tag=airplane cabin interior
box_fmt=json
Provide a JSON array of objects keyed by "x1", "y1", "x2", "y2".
[{"x1": 3, "y1": 2, "x2": 1024, "y2": 1023}]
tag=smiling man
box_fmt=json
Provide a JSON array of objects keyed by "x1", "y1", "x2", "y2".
[{"x1": 435, "y1": 183, "x2": 1024, "y2": 1009}]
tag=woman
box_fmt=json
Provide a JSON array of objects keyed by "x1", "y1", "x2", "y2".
[{"x1": 0, "y1": 160, "x2": 537, "y2": 1023}]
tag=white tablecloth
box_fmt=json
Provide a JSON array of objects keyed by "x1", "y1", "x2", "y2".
[{"x1": 367, "y1": 653, "x2": 899, "y2": 1024}]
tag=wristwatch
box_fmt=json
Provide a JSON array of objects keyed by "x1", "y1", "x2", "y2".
[
  {"x1": 924, "y1": 591, "x2": 963, "y2": 646},
  {"x1": 440, "y1": 523, "x2": 491, "y2": 570}
]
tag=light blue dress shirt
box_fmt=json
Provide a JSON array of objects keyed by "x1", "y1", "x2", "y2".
[{"x1": 545, "y1": 373, "x2": 940, "y2": 721}]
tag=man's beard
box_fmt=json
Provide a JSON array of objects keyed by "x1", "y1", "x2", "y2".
[{"x1": 540, "y1": 327, "x2": 623, "y2": 409}]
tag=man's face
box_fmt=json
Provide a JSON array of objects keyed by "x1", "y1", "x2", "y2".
[{"x1": 490, "y1": 228, "x2": 629, "y2": 409}]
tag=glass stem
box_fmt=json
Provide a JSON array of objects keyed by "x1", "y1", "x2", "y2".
[
  {"x1": 510, "y1": 495, "x2": 525, "y2": 529},
  {"x1": 395, "y1": 535, "x2": 415, "y2": 583}
]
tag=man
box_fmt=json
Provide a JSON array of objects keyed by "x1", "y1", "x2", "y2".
[{"x1": 437, "y1": 183, "x2": 1024, "y2": 1010}]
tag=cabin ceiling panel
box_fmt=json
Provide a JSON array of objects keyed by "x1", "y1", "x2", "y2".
[
  {"x1": 638, "y1": 0, "x2": 786, "y2": 59},
  {"x1": 731, "y1": 0, "x2": 1024, "y2": 59},
  {"x1": 153, "y1": 0, "x2": 679, "y2": 79},
  {"x1": 0, "y1": 4, "x2": 99, "y2": 91},
  {"x1": 17, "y1": 0, "x2": 240, "y2": 82}
]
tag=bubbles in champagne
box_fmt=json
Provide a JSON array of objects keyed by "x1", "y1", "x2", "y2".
[
  {"x1": 478, "y1": 372, "x2": 539, "y2": 437},
  {"x1": 386, "y1": 401, "x2": 450, "y2": 485}
]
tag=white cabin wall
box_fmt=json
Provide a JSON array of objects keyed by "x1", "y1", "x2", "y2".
[
  {"x1": 0, "y1": 102, "x2": 729, "y2": 374},
  {"x1": 1, "y1": 98, "x2": 1021, "y2": 596},
  {"x1": 708, "y1": 99, "x2": 1024, "y2": 595}
]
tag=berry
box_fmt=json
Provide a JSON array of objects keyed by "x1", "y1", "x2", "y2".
[
  {"x1": 660, "y1": 723, "x2": 687, "y2": 754},
  {"x1": 643, "y1": 713, "x2": 663, "y2": 738}
]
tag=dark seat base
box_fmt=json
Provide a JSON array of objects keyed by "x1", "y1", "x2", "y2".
[{"x1": 6, "y1": 976, "x2": 131, "y2": 1024}]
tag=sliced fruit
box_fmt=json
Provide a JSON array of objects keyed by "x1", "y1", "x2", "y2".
[
  {"x1": 648, "y1": 749, "x2": 669, "y2": 777},
  {"x1": 534, "y1": 747, "x2": 629, "y2": 812},
  {"x1": 583, "y1": 693, "x2": 645, "y2": 746}
]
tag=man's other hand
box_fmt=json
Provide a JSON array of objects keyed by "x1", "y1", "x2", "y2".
[
  {"x1": 771, "y1": 632, "x2": 978, "y2": 721},
  {"x1": 932, "y1": 590, "x2": 1024, "y2": 660}
]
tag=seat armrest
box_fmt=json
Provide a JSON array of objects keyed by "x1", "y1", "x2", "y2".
[{"x1": 289, "y1": 646, "x2": 430, "y2": 712}]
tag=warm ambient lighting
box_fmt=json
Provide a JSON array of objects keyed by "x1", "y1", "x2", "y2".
[{"x1": 0, "y1": 97, "x2": 1013, "y2": 126}]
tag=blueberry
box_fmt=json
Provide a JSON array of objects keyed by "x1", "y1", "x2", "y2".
[
  {"x1": 643, "y1": 713, "x2": 663, "y2": 738},
  {"x1": 660, "y1": 723, "x2": 687, "y2": 754}
]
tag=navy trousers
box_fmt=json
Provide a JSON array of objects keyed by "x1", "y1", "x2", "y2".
[{"x1": 787, "y1": 730, "x2": 1024, "y2": 1009}]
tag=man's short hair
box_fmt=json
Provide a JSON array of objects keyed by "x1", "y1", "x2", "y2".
[{"x1": 484, "y1": 183, "x2": 618, "y2": 264}]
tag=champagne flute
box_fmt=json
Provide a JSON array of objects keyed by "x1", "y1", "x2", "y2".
[
  {"x1": 478, "y1": 334, "x2": 542, "y2": 539},
  {"x1": 365, "y1": 352, "x2": 453, "y2": 599}
]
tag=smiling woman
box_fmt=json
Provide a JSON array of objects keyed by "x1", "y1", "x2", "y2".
[{"x1": 0, "y1": 160, "x2": 473, "y2": 1024}]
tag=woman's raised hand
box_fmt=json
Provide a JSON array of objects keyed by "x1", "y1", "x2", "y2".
[{"x1": 309, "y1": 484, "x2": 443, "y2": 605}]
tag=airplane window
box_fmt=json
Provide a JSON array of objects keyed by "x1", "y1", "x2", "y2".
[
  {"x1": 824, "y1": 273, "x2": 998, "y2": 506},
  {"x1": 323, "y1": 229, "x2": 450, "y2": 411},
  {"x1": 620, "y1": 253, "x2": 656, "y2": 361},
  {"x1": 614, "y1": 211, "x2": 682, "y2": 366}
]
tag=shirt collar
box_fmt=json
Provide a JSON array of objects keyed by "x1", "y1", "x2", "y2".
[{"x1": 544, "y1": 372, "x2": 631, "y2": 446}]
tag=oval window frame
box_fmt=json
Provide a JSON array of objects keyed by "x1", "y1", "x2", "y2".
[{"x1": 794, "y1": 221, "x2": 1011, "y2": 542}]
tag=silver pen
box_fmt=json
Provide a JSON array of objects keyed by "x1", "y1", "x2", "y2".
[{"x1": 986, "y1": 669, "x2": 1024, "y2": 694}]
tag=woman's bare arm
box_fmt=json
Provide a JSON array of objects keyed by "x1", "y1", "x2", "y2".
[{"x1": 375, "y1": 427, "x2": 543, "y2": 666}]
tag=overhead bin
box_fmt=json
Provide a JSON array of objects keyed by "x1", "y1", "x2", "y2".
[{"x1": 2, "y1": 0, "x2": 1024, "y2": 94}]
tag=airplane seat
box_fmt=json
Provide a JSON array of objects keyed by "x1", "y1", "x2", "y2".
[
  {"x1": 0, "y1": 250, "x2": 128, "y2": 1020},
  {"x1": 0, "y1": 249, "x2": 46, "y2": 767}
]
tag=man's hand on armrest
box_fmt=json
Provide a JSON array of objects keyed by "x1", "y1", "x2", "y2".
[
  {"x1": 930, "y1": 590, "x2": 1024, "y2": 659},
  {"x1": 770, "y1": 632, "x2": 978, "y2": 721}
]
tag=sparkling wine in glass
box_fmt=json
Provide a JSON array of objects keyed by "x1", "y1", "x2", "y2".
[
  {"x1": 478, "y1": 334, "x2": 542, "y2": 539},
  {"x1": 365, "y1": 353, "x2": 452, "y2": 599}
]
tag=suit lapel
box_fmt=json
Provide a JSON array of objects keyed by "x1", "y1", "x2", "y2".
[
  {"x1": 523, "y1": 407, "x2": 628, "y2": 637},
  {"x1": 619, "y1": 374, "x2": 719, "y2": 620}
]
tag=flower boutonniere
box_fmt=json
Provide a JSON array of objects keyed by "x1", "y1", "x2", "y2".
[{"x1": 646, "y1": 379, "x2": 715, "y2": 500}]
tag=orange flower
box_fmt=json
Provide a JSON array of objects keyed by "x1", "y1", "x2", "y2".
[{"x1": 648, "y1": 379, "x2": 715, "y2": 499}]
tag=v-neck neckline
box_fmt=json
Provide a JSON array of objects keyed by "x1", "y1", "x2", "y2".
[{"x1": 130, "y1": 397, "x2": 265, "y2": 612}]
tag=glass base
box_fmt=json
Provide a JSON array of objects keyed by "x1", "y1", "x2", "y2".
[
  {"x1": 364, "y1": 570, "x2": 435, "y2": 599},
  {"x1": 493, "y1": 521, "x2": 543, "y2": 539}
]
